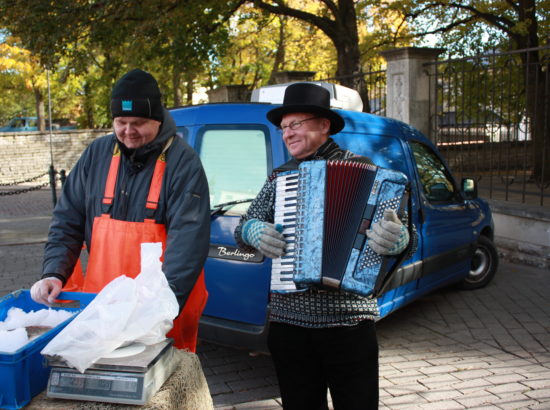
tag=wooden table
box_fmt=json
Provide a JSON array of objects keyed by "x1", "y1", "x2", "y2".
[{"x1": 27, "y1": 349, "x2": 213, "y2": 409}]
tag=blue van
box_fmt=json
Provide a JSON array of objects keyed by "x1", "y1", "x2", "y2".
[{"x1": 169, "y1": 83, "x2": 497, "y2": 351}]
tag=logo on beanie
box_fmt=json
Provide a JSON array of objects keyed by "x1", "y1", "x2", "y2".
[{"x1": 121, "y1": 100, "x2": 133, "y2": 111}]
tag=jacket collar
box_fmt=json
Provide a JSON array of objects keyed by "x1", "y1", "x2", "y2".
[{"x1": 297, "y1": 138, "x2": 343, "y2": 163}]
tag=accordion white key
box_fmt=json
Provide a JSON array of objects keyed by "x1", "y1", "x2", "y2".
[{"x1": 271, "y1": 159, "x2": 409, "y2": 297}]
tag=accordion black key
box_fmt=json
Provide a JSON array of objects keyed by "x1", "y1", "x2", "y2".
[{"x1": 271, "y1": 159, "x2": 409, "y2": 297}]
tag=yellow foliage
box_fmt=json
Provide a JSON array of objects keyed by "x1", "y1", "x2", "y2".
[
  {"x1": 217, "y1": 3, "x2": 335, "y2": 86},
  {"x1": 0, "y1": 37, "x2": 46, "y2": 90}
]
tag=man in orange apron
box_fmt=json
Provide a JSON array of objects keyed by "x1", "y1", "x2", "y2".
[{"x1": 30, "y1": 69, "x2": 210, "y2": 352}]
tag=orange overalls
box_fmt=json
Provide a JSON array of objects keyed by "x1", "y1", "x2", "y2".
[{"x1": 63, "y1": 140, "x2": 208, "y2": 352}]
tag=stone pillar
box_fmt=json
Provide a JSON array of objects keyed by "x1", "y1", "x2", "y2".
[{"x1": 380, "y1": 47, "x2": 444, "y2": 138}]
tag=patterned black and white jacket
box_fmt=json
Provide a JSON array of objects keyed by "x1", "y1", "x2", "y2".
[{"x1": 235, "y1": 138, "x2": 411, "y2": 328}]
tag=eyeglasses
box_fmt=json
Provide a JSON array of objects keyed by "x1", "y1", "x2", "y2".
[{"x1": 278, "y1": 116, "x2": 320, "y2": 132}]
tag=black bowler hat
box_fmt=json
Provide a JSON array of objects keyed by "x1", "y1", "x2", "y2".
[
  {"x1": 110, "y1": 69, "x2": 164, "y2": 122},
  {"x1": 266, "y1": 83, "x2": 345, "y2": 135}
]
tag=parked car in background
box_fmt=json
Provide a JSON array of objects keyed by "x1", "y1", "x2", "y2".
[
  {"x1": 0, "y1": 116, "x2": 76, "y2": 132},
  {"x1": 169, "y1": 82, "x2": 499, "y2": 351},
  {"x1": 0, "y1": 116, "x2": 39, "y2": 132}
]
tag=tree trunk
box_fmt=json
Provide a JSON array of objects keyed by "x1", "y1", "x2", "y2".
[
  {"x1": 527, "y1": 66, "x2": 550, "y2": 183},
  {"x1": 172, "y1": 68, "x2": 183, "y2": 107},
  {"x1": 83, "y1": 81, "x2": 95, "y2": 129},
  {"x1": 332, "y1": 36, "x2": 371, "y2": 113},
  {"x1": 514, "y1": 2, "x2": 549, "y2": 182},
  {"x1": 268, "y1": 16, "x2": 286, "y2": 85},
  {"x1": 34, "y1": 87, "x2": 46, "y2": 131},
  {"x1": 329, "y1": 0, "x2": 371, "y2": 112},
  {"x1": 185, "y1": 76, "x2": 194, "y2": 105}
]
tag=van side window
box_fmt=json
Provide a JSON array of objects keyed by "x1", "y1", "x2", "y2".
[
  {"x1": 410, "y1": 141, "x2": 457, "y2": 203},
  {"x1": 197, "y1": 128, "x2": 269, "y2": 215}
]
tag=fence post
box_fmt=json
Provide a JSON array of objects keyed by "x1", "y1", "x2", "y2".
[
  {"x1": 48, "y1": 165, "x2": 57, "y2": 206},
  {"x1": 380, "y1": 47, "x2": 444, "y2": 138},
  {"x1": 60, "y1": 169, "x2": 67, "y2": 187}
]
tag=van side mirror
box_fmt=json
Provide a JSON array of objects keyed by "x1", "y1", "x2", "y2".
[{"x1": 461, "y1": 178, "x2": 478, "y2": 200}]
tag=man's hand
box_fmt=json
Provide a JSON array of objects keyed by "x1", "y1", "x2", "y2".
[
  {"x1": 367, "y1": 210, "x2": 409, "y2": 256},
  {"x1": 30, "y1": 278, "x2": 63, "y2": 306},
  {"x1": 242, "y1": 219, "x2": 286, "y2": 259}
]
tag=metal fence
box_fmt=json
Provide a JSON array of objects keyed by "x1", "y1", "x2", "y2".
[
  {"x1": 427, "y1": 46, "x2": 550, "y2": 207},
  {"x1": 362, "y1": 67, "x2": 387, "y2": 117},
  {"x1": 319, "y1": 66, "x2": 387, "y2": 117}
]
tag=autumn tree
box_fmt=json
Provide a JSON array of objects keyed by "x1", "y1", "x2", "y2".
[
  {"x1": 247, "y1": 0, "x2": 418, "y2": 112},
  {"x1": 1, "y1": 0, "x2": 415, "y2": 117},
  {"x1": 250, "y1": 0, "x2": 369, "y2": 104},
  {"x1": 0, "y1": 36, "x2": 51, "y2": 129},
  {"x1": 0, "y1": 0, "x2": 243, "y2": 124},
  {"x1": 0, "y1": 36, "x2": 34, "y2": 124},
  {"x1": 388, "y1": 0, "x2": 550, "y2": 181},
  {"x1": 213, "y1": 3, "x2": 335, "y2": 89}
]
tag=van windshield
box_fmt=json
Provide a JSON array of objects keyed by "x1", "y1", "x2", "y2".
[{"x1": 197, "y1": 127, "x2": 269, "y2": 216}]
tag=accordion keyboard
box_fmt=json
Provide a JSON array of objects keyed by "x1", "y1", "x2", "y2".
[{"x1": 271, "y1": 172, "x2": 300, "y2": 292}]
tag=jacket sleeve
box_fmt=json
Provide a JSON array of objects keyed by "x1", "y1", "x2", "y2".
[
  {"x1": 42, "y1": 147, "x2": 89, "y2": 283},
  {"x1": 163, "y1": 150, "x2": 211, "y2": 313}
]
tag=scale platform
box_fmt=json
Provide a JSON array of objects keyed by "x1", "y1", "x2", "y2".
[{"x1": 46, "y1": 338, "x2": 178, "y2": 405}]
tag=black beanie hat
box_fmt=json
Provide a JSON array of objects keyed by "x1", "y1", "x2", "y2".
[{"x1": 110, "y1": 69, "x2": 164, "y2": 122}]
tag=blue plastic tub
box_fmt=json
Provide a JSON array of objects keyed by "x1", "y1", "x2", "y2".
[{"x1": 0, "y1": 289, "x2": 96, "y2": 409}]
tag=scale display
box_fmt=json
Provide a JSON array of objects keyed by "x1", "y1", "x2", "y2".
[
  {"x1": 48, "y1": 368, "x2": 146, "y2": 403},
  {"x1": 46, "y1": 339, "x2": 176, "y2": 405}
]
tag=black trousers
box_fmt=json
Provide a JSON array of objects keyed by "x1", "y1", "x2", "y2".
[{"x1": 267, "y1": 320, "x2": 379, "y2": 410}]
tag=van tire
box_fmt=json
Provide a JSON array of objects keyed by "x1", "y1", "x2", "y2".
[{"x1": 459, "y1": 236, "x2": 498, "y2": 290}]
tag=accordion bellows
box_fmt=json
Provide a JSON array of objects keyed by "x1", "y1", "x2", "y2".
[{"x1": 272, "y1": 159, "x2": 409, "y2": 297}]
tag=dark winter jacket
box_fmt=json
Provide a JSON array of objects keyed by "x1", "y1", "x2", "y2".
[{"x1": 42, "y1": 109, "x2": 210, "y2": 311}]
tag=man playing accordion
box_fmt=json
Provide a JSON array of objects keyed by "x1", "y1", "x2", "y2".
[{"x1": 235, "y1": 82, "x2": 414, "y2": 410}]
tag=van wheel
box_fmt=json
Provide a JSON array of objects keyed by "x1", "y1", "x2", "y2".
[{"x1": 459, "y1": 236, "x2": 498, "y2": 290}]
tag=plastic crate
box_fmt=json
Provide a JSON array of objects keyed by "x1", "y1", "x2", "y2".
[{"x1": 0, "y1": 289, "x2": 96, "y2": 409}]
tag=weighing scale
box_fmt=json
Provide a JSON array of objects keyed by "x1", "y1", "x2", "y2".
[{"x1": 46, "y1": 338, "x2": 178, "y2": 405}]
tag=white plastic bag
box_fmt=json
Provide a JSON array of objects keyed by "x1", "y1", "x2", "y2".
[{"x1": 41, "y1": 242, "x2": 179, "y2": 373}]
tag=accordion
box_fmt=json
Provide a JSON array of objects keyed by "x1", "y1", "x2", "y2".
[{"x1": 271, "y1": 159, "x2": 409, "y2": 297}]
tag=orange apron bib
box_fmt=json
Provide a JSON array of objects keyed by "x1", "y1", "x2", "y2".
[{"x1": 63, "y1": 141, "x2": 207, "y2": 352}]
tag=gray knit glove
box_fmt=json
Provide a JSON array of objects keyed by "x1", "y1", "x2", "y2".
[
  {"x1": 367, "y1": 209, "x2": 409, "y2": 255},
  {"x1": 241, "y1": 219, "x2": 286, "y2": 259}
]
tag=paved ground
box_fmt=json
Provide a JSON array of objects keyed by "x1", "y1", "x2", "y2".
[{"x1": 1, "y1": 187, "x2": 550, "y2": 409}]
